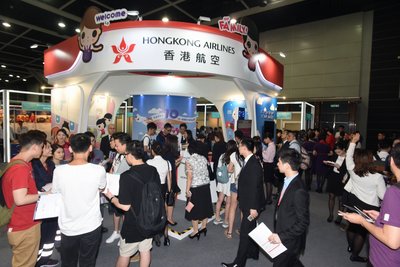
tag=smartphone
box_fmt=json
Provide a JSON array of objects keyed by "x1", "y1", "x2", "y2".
[
  {"x1": 354, "y1": 206, "x2": 375, "y2": 223},
  {"x1": 342, "y1": 204, "x2": 375, "y2": 223},
  {"x1": 247, "y1": 215, "x2": 254, "y2": 222}
]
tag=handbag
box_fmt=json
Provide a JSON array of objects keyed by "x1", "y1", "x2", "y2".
[
  {"x1": 185, "y1": 198, "x2": 194, "y2": 213},
  {"x1": 165, "y1": 191, "x2": 175, "y2": 206}
]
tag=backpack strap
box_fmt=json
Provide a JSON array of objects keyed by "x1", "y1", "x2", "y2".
[{"x1": 0, "y1": 159, "x2": 28, "y2": 211}]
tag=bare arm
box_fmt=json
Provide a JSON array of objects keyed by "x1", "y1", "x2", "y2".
[
  {"x1": 12, "y1": 188, "x2": 39, "y2": 206},
  {"x1": 343, "y1": 213, "x2": 400, "y2": 250},
  {"x1": 104, "y1": 190, "x2": 131, "y2": 212},
  {"x1": 185, "y1": 162, "x2": 192, "y2": 197}
]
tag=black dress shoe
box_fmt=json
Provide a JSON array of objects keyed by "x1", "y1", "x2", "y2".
[
  {"x1": 350, "y1": 255, "x2": 368, "y2": 262},
  {"x1": 167, "y1": 220, "x2": 178, "y2": 226},
  {"x1": 199, "y1": 228, "x2": 207, "y2": 236},
  {"x1": 164, "y1": 236, "x2": 170, "y2": 246},
  {"x1": 154, "y1": 235, "x2": 161, "y2": 247},
  {"x1": 221, "y1": 263, "x2": 238, "y2": 267}
]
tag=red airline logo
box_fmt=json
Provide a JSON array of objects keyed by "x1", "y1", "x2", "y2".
[{"x1": 111, "y1": 37, "x2": 135, "y2": 64}]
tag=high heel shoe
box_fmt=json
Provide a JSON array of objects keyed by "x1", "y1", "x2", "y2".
[
  {"x1": 164, "y1": 236, "x2": 170, "y2": 246},
  {"x1": 199, "y1": 228, "x2": 207, "y2": 237},
  {"x1": 189, "y1": 232, "x2": 200, "y2": 240}
]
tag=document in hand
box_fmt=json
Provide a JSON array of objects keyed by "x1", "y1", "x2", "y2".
[
  {"x1": 34, "y1": 193, "x2": 61, "y2": 220},
  {"x1": 248, "y1": 222, "x2": 287, "y2": 259},
  {"x1": 105, "y1": 173, "x2": 120, "y2": 195}
]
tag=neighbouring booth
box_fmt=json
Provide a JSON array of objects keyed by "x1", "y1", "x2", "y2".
[{"x1": 43, "y1": 6, "x2": 284, "y2": 237}]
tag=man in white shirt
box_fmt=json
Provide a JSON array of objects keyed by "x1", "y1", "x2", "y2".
[
  {"x1": 106, "y1": 132, "x2": 132, "y2": 245},
  {"x1": 142, "y1": 122, "x2": 157, "y2": 156},
  {"x1": 52, "y1": 133, "x2": 106, "y2": 267},
  {"x1": 177, "y1": 123, "x2": 187, "y2": 151}
]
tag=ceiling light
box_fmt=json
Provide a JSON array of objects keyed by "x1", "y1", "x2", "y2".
[
  {"x1": 127, "y1": 10, "x2": 139, "y2": 16},
  {"x1": 30, "y1": 44, "x2": 39, "y2": 49},
  {"x1": 162, "y1": 17, "x2": 169, "y2": 23},
  {"x1": 22, "y1": 78, "x2": 27, "y2": 82},
  {"x1": 5, "y1": 79, "x2": 9, "y2": 82},
  {"x1": 9, "y1": 74, "x2": 13, "y2": 77},
  {"x1": 1, "y1": 65, "x2": 6, "y2": 68},
  {"x1": 2, "y1": 22, "x2": 11, "y2": 28},
  {"x1": 16, "y1": 75, "x2": 20, "y2": 78},
  {"x1": 279, "y1": 52, "x2": 286, "y2": 58},
  {"x1": 58, "y1": 22, "x2": 66, "y2": 28},
  {"x1": 230, "y1": 18, "x2": 237, "y2": 24},
  {"x1": 197, "y1": 16, "x2": 211, "y2": 25},
  {"x1": 0, "y1": 78, "x2": 2, "y2": 81},
  {"x1": 75, "y1": 28, "x2": 81, "y2": 33}
]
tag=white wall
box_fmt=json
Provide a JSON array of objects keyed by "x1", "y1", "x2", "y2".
[{"x1": 259, "y1": 13, "x2": 365, "y2": 100}]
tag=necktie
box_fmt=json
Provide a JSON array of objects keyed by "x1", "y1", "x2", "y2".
[{"x1": 278, "y1": 187, "x2": 286, "y2": 206}]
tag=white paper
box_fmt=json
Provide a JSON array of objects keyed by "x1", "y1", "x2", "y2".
[
  {"x1": 41, "y1": 183, "x2": 52, "y2": 192},
  {"x1": 105, "y1": 173, "x2": 120, "y2": 195},
  {"x1": 34, "y1": 193, "x2": 61, "y2": 220},
  {"x1": 248, "y1": 222, "x2": 287, "y2": 259}
]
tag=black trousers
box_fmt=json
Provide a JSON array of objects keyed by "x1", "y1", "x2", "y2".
[
  {"x1": 35, "y1": 218, "x2": 59, "y2": 267},
  {"x1": 234, "y1": 209, "x2": 259, "y2": 267},
  {"x1": 273, "y1": 250, "x2": 304, "y2": 267},
  {"x1": 60, "y1": 226, "x2": 101, "y2": 267}
]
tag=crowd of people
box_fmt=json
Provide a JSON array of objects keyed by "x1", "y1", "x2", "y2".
[{"x1": 1, "y1": 122, "x2": 400, "y2": 267}]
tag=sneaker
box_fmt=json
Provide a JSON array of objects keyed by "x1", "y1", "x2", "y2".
[
  {"x1": 117, "y1": 239, "x2": 120, "y2": 246},
  {"x1": 213, "y1": 219, "x2": 223, "y2": 225},
  {"x1": 40, "y1": 259, "x2": 59, "y2": 267},
  {"x1": 106, "y1": 231, "x2": 120, "y2": 244},
  {"x1": 222, "y1": 222, "x2": 229, "y2": 229}
]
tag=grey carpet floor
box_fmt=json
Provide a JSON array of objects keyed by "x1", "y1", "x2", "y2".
[{"x1": 0, "y1": 187, "x2": 368, "y2": 267}]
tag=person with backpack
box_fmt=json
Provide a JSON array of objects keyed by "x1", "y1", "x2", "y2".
[
  {"x1": 1, "y1": 130, "x2": 46, "y2": 267},
  {"x1": 104, "y1": 140, "x2": 162, "y2": 267},
  {"x1": 146, "y1": 141, "x2": 172, "y2": 247},
  {"x1": 214, "y1": 141, "x2": 236, "y2": 228},
  {"x1": 341, "y1": 143, "x2": 400, "y2": 266}
]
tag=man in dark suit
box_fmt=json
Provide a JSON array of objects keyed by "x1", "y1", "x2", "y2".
[
  {"x1": 100, "y1": 123, "x2": 116, "y2": 158},
  {"x1": 222, "y1": 138, "x2": 265, "y2": 267},
  {"x1": 268, "y1": 148, "x2": 310, "y2": 267}
]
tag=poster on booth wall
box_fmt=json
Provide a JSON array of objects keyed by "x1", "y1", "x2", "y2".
[
  {"x1": 87, "y1": 94, "x2": 116, "y2": 146},
  {"x1": 51, "y1": 87, "x2": 83, "y2": 142},
  {"x1": 222, "y1": 100, "x2": 248, "y2": 141},
  {"x1": 255, "y1": 95, "x2": 277, "y2": 137},
  {"x1": 132, "y1": 95, "x2": 197, "y2": 140}
]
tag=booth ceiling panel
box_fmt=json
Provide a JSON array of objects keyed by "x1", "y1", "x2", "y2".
[
  {"x1": 178, "y1": 0, "x2": 248, "y2": 19},
  {"x1": 0, "y1": 0, "x2": 380, "y2": 88}
]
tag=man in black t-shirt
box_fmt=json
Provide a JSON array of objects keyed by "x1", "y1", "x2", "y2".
[{"x1": 105, "y1": 140, "x2": 160, "y2": 267}]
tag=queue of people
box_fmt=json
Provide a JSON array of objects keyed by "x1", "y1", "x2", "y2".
[{"x1": 1, "y1": 123, "x2": 400, "y2": 267}]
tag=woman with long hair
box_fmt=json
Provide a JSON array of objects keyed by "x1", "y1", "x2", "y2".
[
  {"x1": 225, "y1": 142, "x2": 244, "y2": 239},
  {"x1": 325, "y1": 141, "x2": 348, "y2": 223},
  {"x1": 343, "y1": 133, "x2": 386, "y2": 262},
  {"x1": 214, "y1": 140, "x2": 237, "y2": 229},
  {"x1": 212, "y1": 131, "x2": 227, "y2": 181},
  {"x1": 32, "y1": 141, "x2": 59, "y2": 267},
  {"x1": 162, "y1": 134, "x2": 182, "y2": 226},
  {"x1": 313, "y1": 132, "x2": 331, "y2": 193},
  {"x1": 53, "y1": 129, "x2": 71, "y2": 161},
  {"x1": 147, "y1": 141, "x2": 172, "y2": 246}
]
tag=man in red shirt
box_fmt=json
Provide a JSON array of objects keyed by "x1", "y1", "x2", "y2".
[{"x1": 2, "y1": 130, "x2": 46, "y2": 267}]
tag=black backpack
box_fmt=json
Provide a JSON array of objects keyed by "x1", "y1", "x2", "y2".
[{"x1": 130, "y1": 170, "x2": 166, "y2": 238}]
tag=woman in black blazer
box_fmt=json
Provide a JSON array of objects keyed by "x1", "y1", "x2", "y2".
[{"x1": 325, "y1": 141, "x2": 348, "y2": 223}]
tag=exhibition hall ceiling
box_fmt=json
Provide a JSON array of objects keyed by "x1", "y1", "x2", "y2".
[{"x1": 0, "y1": 0, "x2": 375, "y2": 88}]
